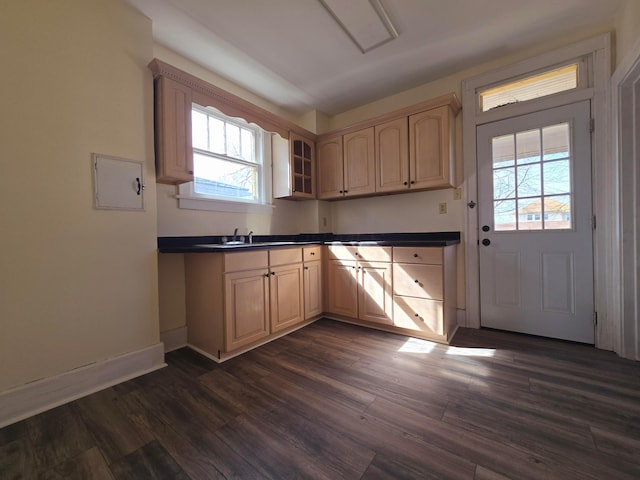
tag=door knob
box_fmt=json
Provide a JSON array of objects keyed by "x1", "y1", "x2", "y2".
[{"x1": 482, "y1": 238, "x2": 491, "y2": 246}]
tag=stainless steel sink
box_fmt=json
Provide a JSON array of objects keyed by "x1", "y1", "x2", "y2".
[{"x1": 193, "y1": 241, "x2": 299, "y2": 249}]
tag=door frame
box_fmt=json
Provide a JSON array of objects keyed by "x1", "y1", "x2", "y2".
[
  {"x1": 461, "y1": 34, "x2": 613, "y2": 350},
  {"x1": 612, "y1": 35, "x2": 640, "y2": 360}
]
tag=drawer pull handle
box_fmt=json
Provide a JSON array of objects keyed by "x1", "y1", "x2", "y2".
[{"x1": 310, "y1": 252, "x2": 315, "y2": 256}]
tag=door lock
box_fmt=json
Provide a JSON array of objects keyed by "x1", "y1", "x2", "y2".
[{"x1": 482, "y1": 238, "x2": 491, "y2": 246}]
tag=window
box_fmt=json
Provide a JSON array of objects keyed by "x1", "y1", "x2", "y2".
[
  {"x1": 178, "y1": 105, "x2": 272, "y2": 213},
  {"x1": 479, "y1": 63, "x2": 580, "y2": 112},
  {"x1": 492, "y1": 122, "x2": 573, "y2": 231}
]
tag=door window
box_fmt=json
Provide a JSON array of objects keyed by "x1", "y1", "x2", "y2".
[{"x1": 491, "y1": 122, "x2": 573, "y2": 231}]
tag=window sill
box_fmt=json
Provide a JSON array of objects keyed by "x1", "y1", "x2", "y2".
[{"x1": 177, "y1": 195, "x2": 275, "y2": 214}]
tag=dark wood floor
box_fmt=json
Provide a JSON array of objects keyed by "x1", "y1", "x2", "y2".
[{"x1": 2, "y1": 319, "x2": 640, "y2": 479}]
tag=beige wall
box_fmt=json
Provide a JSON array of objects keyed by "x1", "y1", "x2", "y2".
[
  {"x1": 0, "y1": 0, "x2": 159, "y2": 392},
  {"x1": 615, "y1": 0, "x2": 640, "y2": 65}
]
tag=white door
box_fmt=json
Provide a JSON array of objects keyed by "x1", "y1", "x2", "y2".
[{"x1": 477, "y1": 101, "x2": 594, "y2": 343}]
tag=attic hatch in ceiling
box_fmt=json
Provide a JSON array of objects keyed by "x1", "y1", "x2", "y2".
[{"x1": 319, "y1": 0, "x2": 398, "y2": 53}]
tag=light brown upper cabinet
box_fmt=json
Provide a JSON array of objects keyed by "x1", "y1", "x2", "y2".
[
  {"x1": 409, "y1": 105, "x2": 455, "y2": 190},
  {"x1": 317, "y1": 135, "x2": 344, "y2": 199},
  {"x1": 343, "y1": 127, "x2": 376, "y2": 197},
  {"x1": 273, "y1": 132, "x2": 316, "y2": 199},
  {"x1": 154, "y1": 76, "x2": 194, "y2": 185},
  {"x1": 318, "y1": 128, "x2": 376, "y2": 200},
  {"x1": 375, "y1": 117, "x2": 409, "y2": 193},
  {"x1": 317, "y1": 93, "x2": 460, "y2": 200}
]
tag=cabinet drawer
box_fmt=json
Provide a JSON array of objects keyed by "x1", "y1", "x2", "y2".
[
  {"x1": 327, "y1": 245, "x2": 357, "y2": 260},
  {"x1": 269, "y1": 247, "x2": 302, "y2": 266},
  {"x1": 393, "y1": 263, "x2": 443, "y2": 299},
  {"x1": 393, "y1": 247, "x2": 442, "y2": 265},
  {"x1": 393, "y1": 296, "x2": 443, "y2": 335},
  {"x1": 354, "y1": 246, "x2": 392, "y2": 262},
  {"x1": 303, "y1": 246, "x2": 322, "y2": 262},
  {"x1": 224, "y1": 250, "x2": 268, "y2": 272},
  {"x1": 327, "y1": 245, "x2": 391, "y2": 262}
]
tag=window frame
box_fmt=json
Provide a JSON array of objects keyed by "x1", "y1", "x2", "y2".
[
  {"x1": 177, "y1": 105, "x2": 273, "y2": 214},
  {"x1": 478, "y1": 60, "x2": 586, "y2": 113}
]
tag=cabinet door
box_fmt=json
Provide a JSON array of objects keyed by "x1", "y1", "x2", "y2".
[
  {"x1": 291, "y1": 133, "x2": 315, "y2": 198},
  {"x1": 409, "y1": 105, "x2": 454, "y2": 189},
  {"x1": 224, "y1": 269, "x2": 270, "y2": 351},
  {"x1": 358, "y1": 262, "x2": 393, "y2": 325},
  {"x1": 375, "y1": 117, "x2": 409, "y2": 193},
  {"x1": 303, "y1": 260, "x2": 323, "y2": 319},
  {"x1": 326, "y1": 260, "x2": 358, "y2": 317},
  {"x1": 343, "y1": 127, "x2": 375, "y2": 197},
  {"x1": 155, "y1": 76, "x2": 194, "y2": 185},
  {"x1": 317, "y1": 136, "x2": 344, "y2": 199},
  {"x1": 270, "y1": 263, "x2": 304, "y2": 333}
]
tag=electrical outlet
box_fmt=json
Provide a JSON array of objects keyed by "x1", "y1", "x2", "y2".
[
  {"x1": 439, "y1": 202, "x2": 447, "y2": 214},
  {"x1": 453, "y1": 187, "x2": 462, "y2": 200}
]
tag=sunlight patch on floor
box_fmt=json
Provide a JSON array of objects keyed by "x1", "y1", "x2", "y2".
[
  {"x1": 397, "y1": 337, "x2": 437, "y2": 354},
  {"x1": 445, "y1": 346, "x2": 496, "y2": 357}
]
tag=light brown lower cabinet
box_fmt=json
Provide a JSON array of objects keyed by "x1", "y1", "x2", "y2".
[
  {"x1": 185, "y1": 247, "x2": 317, "y2": 360},
  {"x1": 183, "y1": 243, "x2": 457, "y2": 361},
  {"x1": 325, "y1": 245, "x2": 457, "y2": 343},
  {"x1": 326, "y1": 246, "x2": 393, "y2": 326},
  {"x1": 358, "y1": 261, "x2": 393, "y2": 325},
  {"x1": 269, "y1": 262, "x2": 304, "y2": 333},
  {"x1": 224, "y1": 268, "x2": 270, "y2": 351}
]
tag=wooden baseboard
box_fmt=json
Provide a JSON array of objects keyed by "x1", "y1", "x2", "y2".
[
  {"x1": 0, "y1": 343, "x2": 166, "y2": 429},
  {"x1": 188, "y1": 317, "x2": 320, "y2": 363},
  {"x1": 160, "y1": 326, "x2": 188, "y2": 352}
]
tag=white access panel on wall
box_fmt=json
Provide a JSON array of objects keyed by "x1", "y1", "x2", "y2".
[{"x1": 93, "y1": 153, "x2": 144, "y2": 211}]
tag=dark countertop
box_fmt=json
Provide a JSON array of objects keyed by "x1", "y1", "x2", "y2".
[{"x1": 158, "y1": 232, "x2": 460, "y2": 253}]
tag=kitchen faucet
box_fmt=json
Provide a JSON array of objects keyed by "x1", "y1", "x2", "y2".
[
  {"x1": 248, "y1": 230, "x2": 253, "y2": 244},
  {"x1": 232, "y1": 227, "x2": 238, "y2": 242}
]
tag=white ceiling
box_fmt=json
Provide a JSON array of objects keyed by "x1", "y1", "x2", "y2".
[{"x1": 128, "y1": 0, "x2": 622, "y2": 116}]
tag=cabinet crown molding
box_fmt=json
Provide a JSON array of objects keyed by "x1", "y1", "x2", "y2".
[{"x1": 148, "y1": 58, "x2": 315, "y2": 140}]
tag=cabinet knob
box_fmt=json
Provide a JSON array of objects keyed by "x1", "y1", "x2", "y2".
[
  {"x1": 271, "y1": 271, "x2": 276, "y2": 276},
  {"x1": 403, "y1": 181, "x2": 408, "y2": 186},
  {"x1": 310, "y1": 252, "x2": 315, "y2": 256},
  {"x1": 264, "y1": 273, "x2": 270, "y2": 277},
  {"x1": 414, "y1": 279, "x2": 419, "y2": 283},
  {"x1": 304, "y1": 266, "x2": 309, "y2": 270},
  {"x1": 343, "y1": 190, "x2": 348, "y2": 194},
  {"x1": 339, "y1": 190, "x2": 343, "y2": 194},
  {"x1": 413, "y1": 253, "x2": 418, "y2": 258},
  {"x1": 188, "y1": 170, "x2": 194, "y2": 175},
  {"x1": 410, "y1": 181, "x2": 415, "y2": 185}
]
